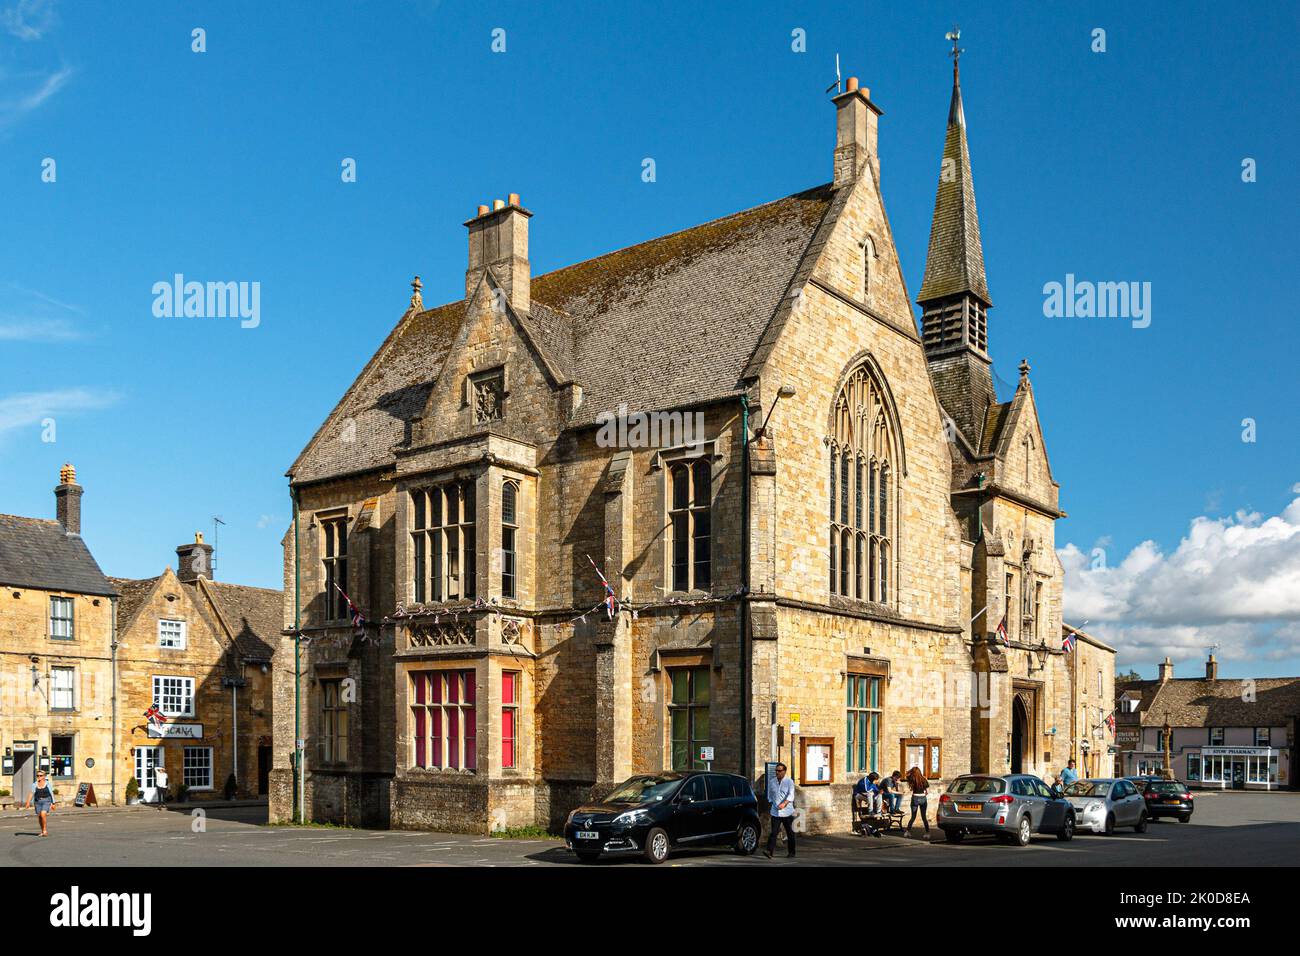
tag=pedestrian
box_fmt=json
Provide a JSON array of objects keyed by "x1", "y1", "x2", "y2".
[
  {"x1": 905, "y1": 766, "x2": 930, "y2": 838},
  {"x1": 764, "y1": 762, "x2": 796, "y2": 859},
  {"x1": 879, "y1": 769, "x2": 903, "y2": 814},
  {"x1": 1048, "y1": 774, "x2": 1065, "y2": 798},
  {"x1": 22, "y1": 769, "x2": 57, "y2": 837},
  {"x1": 155, "y1": 765, "x2": 169, "y2": 809},
  {"x1": 1061, "y1": 758, "x2": 1078, "y2": 788}
]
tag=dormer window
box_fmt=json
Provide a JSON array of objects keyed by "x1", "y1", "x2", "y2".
[{"x1": 158, "y1": 618, "x2": 187, "y2": 649}]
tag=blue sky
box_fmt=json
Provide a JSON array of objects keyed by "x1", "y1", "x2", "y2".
[{"x1": 2, "y1": 1, "x2": 1297, "y2": 677}]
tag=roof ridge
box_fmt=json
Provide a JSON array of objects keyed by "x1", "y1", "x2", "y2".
[
  {"x1": 532, "y1": 182, "x2": 832, "y2": 288},
  {"x1": 0, "y1": 513, "x2": 58, "y2": 524}
]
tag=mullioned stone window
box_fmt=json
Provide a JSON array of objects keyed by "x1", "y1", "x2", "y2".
[{"x1": 829, "y1": 362, "x2": 896, "y2": 603}]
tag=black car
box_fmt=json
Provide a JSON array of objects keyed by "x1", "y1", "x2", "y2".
[
  {"x1": 564, "y1": 771, "x2": 761, "y2": 864},
  {"x1": 1139, "y1": 779, "x2": 1195, "y2": 822}
]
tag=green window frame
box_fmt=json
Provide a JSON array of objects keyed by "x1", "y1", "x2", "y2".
[
  {"x1": 846, "y1": 674, "x2": 882, "y2": 775},
  {"x1": 669, "y1": 667, "x2": 710, "y2": 769}
]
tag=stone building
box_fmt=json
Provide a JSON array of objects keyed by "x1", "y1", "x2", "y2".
[
  {"x1": 0, "y1": 465, "x2": 118, "y2": 804},
  {"x1": 1115, "y1": 654, "x2": 1298, "y2": 790},
  {"x1": 112, "y1": 534, "x2": 282, "y2": 802},
  {"x1": 1064, "y1": 623, "x2": 1117, "y2": 778},
  {"x1": 272, "y1": 51, "x2": 1114, "y2": 834}
]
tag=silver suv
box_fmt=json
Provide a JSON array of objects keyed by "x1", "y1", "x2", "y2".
[{"x1": 938, "y1": 774, "x2": 1076, "y2": 846}]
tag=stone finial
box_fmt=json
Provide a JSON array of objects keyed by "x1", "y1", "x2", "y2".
[
  {"x1": 410, "y1": 275, "x2": 423, "y2": 310},
  {"x1": 1018, "y1": 358, "x2": 1031, "y2": 383},
  {"x1": 59, "y1": 462, "x2": 76, "y2": 485}
]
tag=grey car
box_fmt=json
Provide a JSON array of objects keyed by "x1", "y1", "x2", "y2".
[
  {"x1": 1063, "y1": 778, "x2": 1148, "y2": 835},
  {"x1": 938, "y1": 774, "x2": 1075, "y2": 846}
]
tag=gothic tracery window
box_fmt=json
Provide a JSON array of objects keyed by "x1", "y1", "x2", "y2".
[{"x1": 829, "y1": 363, "x2": 896, "y2": 603}]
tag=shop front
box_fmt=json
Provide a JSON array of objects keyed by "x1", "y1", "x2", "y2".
[{"x1": 1192, "y1": 746, "x2": 1282, "y2": 791}]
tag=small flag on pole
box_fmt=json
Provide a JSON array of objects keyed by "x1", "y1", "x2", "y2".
[
  {"x1": 995, "y1": 614, "x2": 1009, "y2": 646},
  {"x1": 1104, "y1": 712, "x2": 1116, "y2": 734},
  {"x1": 586, "y1": 554, "x2": 618, "y2": 620},
  {"x1": 144, "y1": 704, "x2": 168, "y2": 731},
  {"x1": 1062, "y1": 630, "x2": 1076, "y2": 652},
  {"x1": 334, "y1": 584, "x2": 366, "y2": 630}
]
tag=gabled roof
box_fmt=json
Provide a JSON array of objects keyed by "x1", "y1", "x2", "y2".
[
  {"x1": 289, "y1": 184, "x2": 835, "y2": 485},
  {"x1": 917, "y1": 72, "x2": 991, "y2": 306},
  {"x1": 200, "y1": 579, "x2": 283, "y2": 663},
  {"x1": 107, "y1": 575, "x2": 161, "y2": 629},
  {"x1": 1132, "y1": 676, "x2": 1300, "y2": 728},
  {"x1": 0, "y1": 514, "x2": 117, "y2": 597}
]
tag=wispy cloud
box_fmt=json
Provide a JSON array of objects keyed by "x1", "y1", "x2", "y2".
[
  {"x1": 0, "y1": 388, "x2": 121, "y2": 436},
  {"x1": 1, "y1": 0, "x2": 58, "y2": 41},
  {"x1": 1061, "y1": 490, "x2": 1300, "y2": 672},
  {"x1": 0, "y1": 63, "x2": 72, "y2": 127},
  {"x1": 0, "y1": 316, "x2": 82, "y2": 341},
  {"x1": 0, "y1": 283, "x2": 87, "y2": 341}
]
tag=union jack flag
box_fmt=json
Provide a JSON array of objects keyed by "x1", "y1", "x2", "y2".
[
  {"x1": 995, "y1": 614, "x2": 1009, "y2": 646},
  {"x1": 334, "y1": 584, "x2": 366, "y2": 630},
  {"x1": 586, "y1": 554, "x2": 618, "y2": 620},
  {"x1": 144, "y1": 704, "x2": 168, "y2": 730},
  {"x1": 1104, "y1": 712, "x2": 1116, "y2": 734},
  {"x1": 1062, "y1": 630, "x2": 1076, "y2": 652}
]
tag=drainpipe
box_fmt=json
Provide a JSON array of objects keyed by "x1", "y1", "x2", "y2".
[
  {"x1": 111, "y1": 596, "x2": 118, "y2": 805},
  {"x1": 974, "y1": 472, "x2": 985, "y2": 541},
  {"x1": 232, "y1": 682, "x2": 238, "y2": 793},
  {"x1": 292, "y1": 485, "x2": 303, "y2": 824},
  {"x1": 740, "y1": 395, "x2": 751, "y2": 779}
]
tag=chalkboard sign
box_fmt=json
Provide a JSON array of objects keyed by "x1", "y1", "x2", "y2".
[{"x1": 74, "y1": 782, "x2": 97, "y2": 807}]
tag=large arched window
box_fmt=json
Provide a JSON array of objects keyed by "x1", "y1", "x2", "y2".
[{"x1": 829, "y1": 363, "x2": 897, "y2": 603}]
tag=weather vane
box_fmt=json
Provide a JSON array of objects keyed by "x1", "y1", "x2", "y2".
[{"x1": 946, "y1": 25, "x2": 963, "y2": 79}]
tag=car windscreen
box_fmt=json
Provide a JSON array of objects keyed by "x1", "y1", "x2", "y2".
[
  {"x1": 1064, "y1": 781, "x2": 1111, "y2": 797},
  {"x1": 604, "y1": 775, "x2": 682, "y2": 804},
  {"x1": 947, "y1": 777, "x2": 1005, "y2": 795}
]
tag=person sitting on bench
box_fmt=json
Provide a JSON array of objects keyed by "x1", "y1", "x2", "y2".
[{"x1": 853, "y1": 772, "x2": 882, "y2": 814}]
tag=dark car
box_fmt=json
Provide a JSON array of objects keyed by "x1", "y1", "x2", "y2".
[
  {"x1": 1139, "y1": 779, "x2": 1195, "y2": 822},
  {"x1": 564, "y1": 771, "x2": 761, "y2": 864},
  {"x1": 937, "y1": 774, "x2": 1076, "y2": 846}
]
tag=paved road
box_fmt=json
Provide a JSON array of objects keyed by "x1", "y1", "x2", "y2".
[{"x1": 1, "y1": 791, "x2": 1295, "y2": 867}]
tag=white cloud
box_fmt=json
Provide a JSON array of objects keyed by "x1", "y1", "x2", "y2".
[
  {"x1": 0, "y1": 64, "x2": 72, "y2": 127},
  {"x1": 1, "y1": 0, "x2": 57, "y2": 41},
  {"x1": 1061, "y1": 490, "x2": 1300, "y2": 670},
  {"x1": 0, "y1": 316, "x2": 81, "y2": 341},
  {"x1": 0, "y1": 388, "x2": 120, "y2": 436}
]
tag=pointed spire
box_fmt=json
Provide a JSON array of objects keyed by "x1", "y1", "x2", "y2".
[{"x1": 919, "y1": 25, "x2": 990, "y2": 307}]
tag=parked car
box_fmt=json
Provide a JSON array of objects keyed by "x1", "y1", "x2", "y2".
[
  {"x1": 1124, "y1": 775, "x2": 1165, "y2": 791},
  {"x1": 1062, "y1": 778, "x2": 1149, "y2": 834},
  {"x1": 564, "y1": 771, "x2": 761, "y2": 864},
  {"x1": 938, "y1": 774, "x2": 1076, "y2": 846},
  {"x1": 1139, "y1": 779, "x2": 1195, "y2": 822}
]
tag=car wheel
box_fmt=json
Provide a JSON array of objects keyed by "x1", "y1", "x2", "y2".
[
  {"x1": 1135, "y1": 812, "x2": 1148, "y2": 833},
  {"x1": 643, "y1": 827, "x2": 670, "y2": 864},
  {"x1": 576, "y1": 851, "x2": 601, "y2": 863},
  {"x1": 735, "y1": 820, "x2": 760, "y2": 855},
  {"x1": 1103, "y1": 813, "x2": 1115, "y2": 836},
  {"x1": 1015, "y1": 815, "x2": 1032, "y2": 846},
  {"x1": 1179, "y1": 814, "x2": 1191, "y2": 823},
  {"x1": 1056, "y1": 813, "x2": 1074, "y2": 841},
  {"x1": 944, "y1": 828, "x2": 965, "y2": 844}
]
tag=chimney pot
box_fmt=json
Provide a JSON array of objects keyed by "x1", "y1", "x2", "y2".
[
  {"x1": 1158, "y1": 656, "x2": 1174, "y2": 683},
  {"x1": 1206, "y1": 654, "x2": 1218, "y2": 681},
  {"x1": 508, "y1": 192, "x2": 520, "y2": 206},
  {"x1": 476, "y1": 204, "x2": 490, "y2": 216},
  {"x1": 846, "y1": 76, "x2": 859, "y2": 91},
  {"x1": 493, "y1": 199, "x2": 505, "y2": 210}
]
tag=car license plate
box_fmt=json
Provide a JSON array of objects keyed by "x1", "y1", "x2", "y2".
[
  {"x1": 1164, "y1": 799, "x2": 1181, "y2": 804},
  {"x1": 958, "y1": 803, "x2": 981, "y2": 812},
  {"x1": 576, "y1": 830, "x2": 600, "y2": 840}
]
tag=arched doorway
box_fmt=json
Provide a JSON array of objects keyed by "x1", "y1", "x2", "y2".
[{"x1": 1011, "y1": 696, "x2": 1029, "y2": 774}]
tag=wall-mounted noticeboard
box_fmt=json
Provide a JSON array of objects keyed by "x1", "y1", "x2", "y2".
[{"x1": 798, "y1": 736, "x2": 834, "y2": 786}]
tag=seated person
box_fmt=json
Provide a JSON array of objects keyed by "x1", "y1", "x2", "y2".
[
  {"x1": 853, "y1": 772, "x2": 882, "y2": 814},
  {"x1": 879, "y1": 770, "x2": 903, "y2": 813}
]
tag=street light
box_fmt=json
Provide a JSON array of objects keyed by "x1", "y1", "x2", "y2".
[{"x1": 755, "y1": 385, "x2": 798, "y2": 439}]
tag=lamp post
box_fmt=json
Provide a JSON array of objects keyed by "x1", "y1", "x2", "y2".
[{"x1": 754, "y1": 384, "x2": 797, "y2": 440}]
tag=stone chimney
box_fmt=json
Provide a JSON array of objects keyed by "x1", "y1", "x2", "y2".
[
  {"x1": 832, "y1": 76, "x2": 882, "y2": 188},
  {"x1": 176, "y1": 531, "x2": 214, "y2": 583},
  {"x1": 465, "y1": 193, "x2": 532, "y2": 314},
  {"x1": 54, "y1": 462, "x2": 82, "y2": 535},
  {"x1": 1158, "y1": 656, "x2": 1174, "y2": 683},
  {"x1": 1205, "y1": 654, "x2": 1218, "y2": 681}
]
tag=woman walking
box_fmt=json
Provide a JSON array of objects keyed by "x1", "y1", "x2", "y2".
[
  {"x1": 22, "y1": 769, "x2": 57, "y2": 837},
  {"x1": 905, "y1": 766, "x2": 930, "y2": 839}
]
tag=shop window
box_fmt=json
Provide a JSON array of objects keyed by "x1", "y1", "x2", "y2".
[
  {"x1": 51, "y1": 735, "x2": 74, "y2": 778},
  {"x1": 1186, "y1": 754, "x2": 1201, "y2": 781},
  {"x1": 184, "y1": 747, "x2": 214, "y2": 789}
]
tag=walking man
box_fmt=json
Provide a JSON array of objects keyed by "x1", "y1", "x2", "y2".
[
  {"x1": 1061, "y1": 758, "x2": 1079, "y2": 788},
  {"x1": 764, "y1": 762, "x2": 796, "y2": 859}
]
